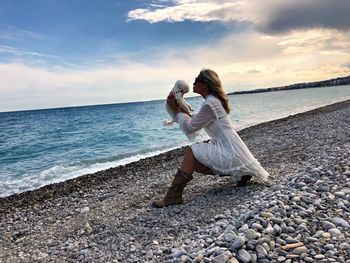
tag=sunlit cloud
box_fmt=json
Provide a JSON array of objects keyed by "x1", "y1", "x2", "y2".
[
  {"x1": 127, "y1": 0, "x2": 350, "y2": 33},
  {"x1": 1, "y1": 24, "x2": 350, "y2": 112},
  {"x1": 276, "y1": 29, "x2": 350, "y2": 55},
  {"x1": 127, "y1": 1, "x2": 245, "y2": 23}
]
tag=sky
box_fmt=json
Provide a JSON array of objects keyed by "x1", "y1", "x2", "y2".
[{"x1": 0, "y1": 0, "x2": 350, "y2": 112}]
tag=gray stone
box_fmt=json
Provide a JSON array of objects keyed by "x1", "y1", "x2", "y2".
[
  {"x1": 277, "y1": 256, "x2": 286, "y2": 262},
  {"x1": 328, "y1": 228, "x2": 342, "y2": 236},
  {"x1": 173, "y1": 248, "x2": 186, "y2": 258},
  {"x1": 145, "y1": 250, "x2": 154, "y2": 260},
  {"x1": 212, "y1": 251, "x2": 232, "y2": 263},
  {"x1": 322, "y1": 221, "x2": 336, "y2": 230},
  {"x1": 285, "y1": 238, "x2": 300, "y2": 244},
  {"x1": 255, "y1": 244, "x2": 267, "y2": 256},
  {"x1": 231, "y1": 236, "x2": 245, "y2": 249},
  {"x1": 245, "y1": 229, "x2": 259, "y2": 239},
  {"x1": 285, "y1": 253, "x2": 299, "y2": 259},
  {"x1": 215, "y1": 214, "x2": 227, "y2": 220},
  {"x1": 260, "y1": 212, "x2": 274, "y2": 218},
  {"x1": 339, "y1": 242, "x2": 350, "y2": 250},
  {"x1": 195, "y1": 253, "x2": 204, "y2": 263},
  {"x1": 312, "y1": 230, "x2": 324, "y2": 238},
  {"x1": 251, "y1": 223, "x2": 263, "y2": 231},
  {"x1": 271, "y1": 217, "x2": 283, "y2": 224},
  {"x1": 265, "y1": 224, "x2": 274, "y2": 235},
  {"x1": 331, "y1": 217, "x2": 349, "y2": 228},
  {"x1": 224, "y1": 233, "x2": 237, "y2": 242},
  {"x1": 334, "y1": 191, "x2": 346, "y2": 197},
  {"x1": 293, "y1": 246, "x2": 308, "y2": 254},
  {"x1": 324, "y1": 244, "x2": 335, "y2": 250},
  {"x1": 273, "y1": 224, "x2": 282, "y2": 235},
  {"x1": 314, "y1": 254, "x2": 325, "y2": 260},
  {"x1": 237, "y1": 249, "x2": 251, "y2": 263},
  {"x1": 80, "y1": 207, "x2": 90, "y2": 213},
  {"x1": 341, "y1": 188, "x2": 350, "y2": 194},
  {"x1": 239, "y1": 224, "x2": 249, "y2": 232}
]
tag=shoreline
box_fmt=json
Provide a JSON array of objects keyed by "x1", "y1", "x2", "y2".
[
  {"x1": 0, "y1": 99, "x2": 349, "y2": 210},
  {"x1": 1, "y1": 98, "x2": 349, "y2": 202},
  {"x1": 1, "y1": 99, "x2": 349, "y2": 262}
]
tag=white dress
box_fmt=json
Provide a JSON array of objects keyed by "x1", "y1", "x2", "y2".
[{"x1": 175, "y1": 95, "x2": 269, "y2": 182}]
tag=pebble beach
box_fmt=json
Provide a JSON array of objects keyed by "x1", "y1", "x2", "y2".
[{"x1": 1, "y1": 100, "x2": 350, "y2": 263}]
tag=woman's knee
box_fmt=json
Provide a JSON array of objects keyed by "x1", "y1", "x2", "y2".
[
  {"x1": 183, "y1": 146, "x2": 195, "y2": 160},
  {"x1": 184, "y1": 146, "x2": 193, "y2": 154},
  {"x1": 181, "y1": 147, "x2": 196, "y2": 172}
]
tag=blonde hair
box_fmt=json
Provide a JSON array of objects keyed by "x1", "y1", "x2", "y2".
[{"x1": 199, "y1": 68, "x2": 231, "y2": 114}]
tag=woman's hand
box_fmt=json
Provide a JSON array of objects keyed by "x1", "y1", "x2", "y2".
[{"x1": 167, "y1": 93, "x2": 180, "y2": 113}]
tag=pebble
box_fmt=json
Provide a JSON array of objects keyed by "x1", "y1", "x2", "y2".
[
  {"x1": 314, "y1": 254, "x2": 326, "y2": 260},
  {"x1": 237, "y1": 249, "x2": 251, "y2": 263},
  {"x1": 261, "y1": 212, "x2": 274, "y2": 218},
  {"x1": 245, "y1": 229, "x2": 259, "y2": 239},
  {"x1": 80, "y1": 207, "x2": 90, "y2": 213},
  {"x1": 293, "y1": 246, "x2": 308, "y2": 254},
  {"x1": 231, "y1": 236, "x2": 245, "y2": 249},
  {"x1": 331, "y1": 217, "x2": 350, "y2": 228},
  {"x1": 211, "y1": 251, "x2": 232, "y2": 263},
  {"x1": 255, "y1": 244, "x2": 267, "y2": 256},
  {"x1": 224, "y1": 233, "x2": 236, "y2": 242},
  {"x1": 277, "y1": 256, "x2": 286, "y2": 262},
  {"x1": 322, "y1": 221, "x2": 336, "y2": 230},
  {"x1": 328, "y1": 228, "x2": 342, "y2": 236}
]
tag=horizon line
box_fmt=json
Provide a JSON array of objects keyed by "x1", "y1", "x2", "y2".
[{"x1": 1, "y1": 75, "x2": 349, "y2": 114}]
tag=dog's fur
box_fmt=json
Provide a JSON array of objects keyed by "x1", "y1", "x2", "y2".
[{"x1": 164, "y1": 80, "x2": 193, "y2": 126}]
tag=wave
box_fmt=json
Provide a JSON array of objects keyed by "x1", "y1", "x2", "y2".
[{"x1": 0, "y1": 143, "x2": 192, "y2": 198}]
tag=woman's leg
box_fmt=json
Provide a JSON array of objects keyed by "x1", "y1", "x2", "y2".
[
  {"x1": 153, "y1": 147, "x2": 214, "y2": 208},
  {"x1": 182, "y1": 147, "x2": 250, "y2": 185},
  {"x1": 181, "y1": 147, "x2": 215, "y2": 175}
]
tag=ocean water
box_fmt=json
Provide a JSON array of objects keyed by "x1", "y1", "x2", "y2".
[{"x1": 1, "y1": 85, "x2": 350, "y2": 197}]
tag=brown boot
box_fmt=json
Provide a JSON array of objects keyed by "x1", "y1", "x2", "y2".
[{"x1": 153, "y1": 169, "x2": 193, "y2": 208}]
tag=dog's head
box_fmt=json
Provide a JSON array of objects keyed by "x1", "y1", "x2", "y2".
[{"x1": 174, "y1": 80, "x2": 190, "y2": 94}]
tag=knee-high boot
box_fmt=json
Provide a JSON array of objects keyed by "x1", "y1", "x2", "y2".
[{"x1": 153, "y1": 169, "x2": 193, "y2": 208}]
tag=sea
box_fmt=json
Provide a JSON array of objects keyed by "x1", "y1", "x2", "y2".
[{"x1": 1, "y1": 85, "x2": 350, "y2": 197}]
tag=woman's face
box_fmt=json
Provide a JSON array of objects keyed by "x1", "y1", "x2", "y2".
[{"x1": 193, "y1": 76, "x2": 209, "y2": 97}]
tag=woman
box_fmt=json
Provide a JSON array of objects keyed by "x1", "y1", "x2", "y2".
[{"x1": 153, "y1": 69, "x2": 269, "y2": 208}]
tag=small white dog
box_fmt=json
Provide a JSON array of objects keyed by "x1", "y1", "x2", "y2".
[{"x1": 164, "y1": 80, "x2": 193, "y2": 126}]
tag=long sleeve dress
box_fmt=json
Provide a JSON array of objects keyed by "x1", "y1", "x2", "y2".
[{"x1": 175, "y1": 95, "x2": 269, "y2": 182}]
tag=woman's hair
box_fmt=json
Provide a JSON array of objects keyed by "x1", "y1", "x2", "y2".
[{"x1": 199, "y1": 68, "x2": 231, "y2": 114}]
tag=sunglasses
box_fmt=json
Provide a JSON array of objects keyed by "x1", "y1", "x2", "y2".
[{"x1": 193, "y1": 75, "x2": 208, "y2": 85}]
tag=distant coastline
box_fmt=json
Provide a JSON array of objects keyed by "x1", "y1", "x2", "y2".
[{"x1": 228, "y1": 75, "x2": 350, "y2": 95}]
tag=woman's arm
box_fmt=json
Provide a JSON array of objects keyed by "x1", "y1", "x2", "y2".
[{"x1": 175, "y1": 104, "x2": 215, "y2": 134}]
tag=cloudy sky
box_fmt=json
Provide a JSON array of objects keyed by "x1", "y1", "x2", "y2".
[{"x1": 1, "y1": 0, "x2": 349, "y2": 112}]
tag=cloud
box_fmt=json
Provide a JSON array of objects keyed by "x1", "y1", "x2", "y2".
[
  {"x1": 2, "y1": 25, "x2": 350, "y2": 112},
  {"x1": 127, "y1": 0, "x2": 350, "y2": 33},
  {"x1": 0, "y1": 60, "x2": 199, "y2": 111},
  {"x1": 127, "y1": 0, "x2": 245, "y2": 23},
  {"x1": 0, "y1": 24, "x2": 46, "y2": 41},
  {"x1": 257, "y1": 0, "x2": 350, "y2": 34},
  {"x1": 0, "y1": 45, "x2": 61, "y2": 60},
  {"x1": 276, "y1": 29, "x2": 350, "y2": 55},
  {"x1": 342, "y1": 62, "x2": 350, "y2": 69}
]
